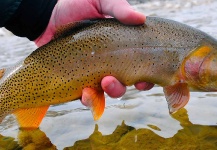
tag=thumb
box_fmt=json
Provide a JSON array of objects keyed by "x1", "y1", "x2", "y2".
[{"x1": 99, "y1": 0, "x2": 146, "y2": 25}]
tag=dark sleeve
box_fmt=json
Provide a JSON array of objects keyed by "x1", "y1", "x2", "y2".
[
  {"x1": 2, "y1": 0, "x2": 57, "y2": 41},
  {"x1": 0, "y1": 0, "x2": 22, "y2": 27}
]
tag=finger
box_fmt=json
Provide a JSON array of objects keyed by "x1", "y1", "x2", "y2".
[
  {"x1": 135, "y1": 82, "x2": 155, "y2": 91},
  {"x1": 101, "y1": 76, "x2": 126, "y2": 98},
  {"x1": 99, "y1": 0, "x2": 146, "y2": 25}
]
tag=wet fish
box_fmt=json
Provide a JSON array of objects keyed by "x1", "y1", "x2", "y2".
[{"x1": 0, "y1": 17, "x2": 217, "y2": 128}]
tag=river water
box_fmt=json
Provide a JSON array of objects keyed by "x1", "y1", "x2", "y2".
[{"x1": 0, "y1": 0, "x2": 217, "y2": 149}]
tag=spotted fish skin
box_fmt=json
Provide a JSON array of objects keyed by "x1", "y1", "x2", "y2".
[{"x1": 0, "y1": 17, "x2": 217, "y2": 127}]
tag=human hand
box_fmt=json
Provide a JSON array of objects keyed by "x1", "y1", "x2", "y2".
[{"x1": 34, "y1": 0, "x2": 154, "y2": 98}]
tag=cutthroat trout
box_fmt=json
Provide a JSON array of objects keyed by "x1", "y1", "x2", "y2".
[{"x1": 0, "y1": 17, "x2": 217, "y2": 128}]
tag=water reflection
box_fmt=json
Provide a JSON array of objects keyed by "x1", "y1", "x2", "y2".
[
  {"x1": 17, "y1": 129, "x2": 56, "y2": 150},
  {"x1": 1, "y1": 109, "x2": 217, "y2": 149},
  {"x1": 0, "y1": 134, "x2": 21, "y2": 150}
]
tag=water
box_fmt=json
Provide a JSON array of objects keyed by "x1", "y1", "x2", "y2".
[{"x1": 1, "y1": 0, "x2": 217, "y2": 149}]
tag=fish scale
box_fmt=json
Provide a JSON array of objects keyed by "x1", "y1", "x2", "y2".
[{"x1": 0, "y1": 17, "x2": 217, "y2": 128}]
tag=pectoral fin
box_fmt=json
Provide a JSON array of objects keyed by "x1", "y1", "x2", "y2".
[
  {"x1": 81, "y1": 88, "x2": 105, "y2": 121},
  {"x1": 163, "y1": 82, "x2": 190, "y2": 113},
  {"x1": 13, "y1": 106, "x2": 49, "y2": 129}
]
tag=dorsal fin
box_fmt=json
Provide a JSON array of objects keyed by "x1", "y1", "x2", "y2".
[
  {"x1": 0, "y1": 68, "x2": 5, "y2": 79},
  {"x1": 53, "y1": 19, "x2": 100, "y2": 40}
]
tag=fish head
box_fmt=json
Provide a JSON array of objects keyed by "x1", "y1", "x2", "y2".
[
  {"x1": 184, "y1": 45, "x2": 217, "y2": 91},
  {"x1": 198, "y1": 50, "x2": 217, "y2": 91}
]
